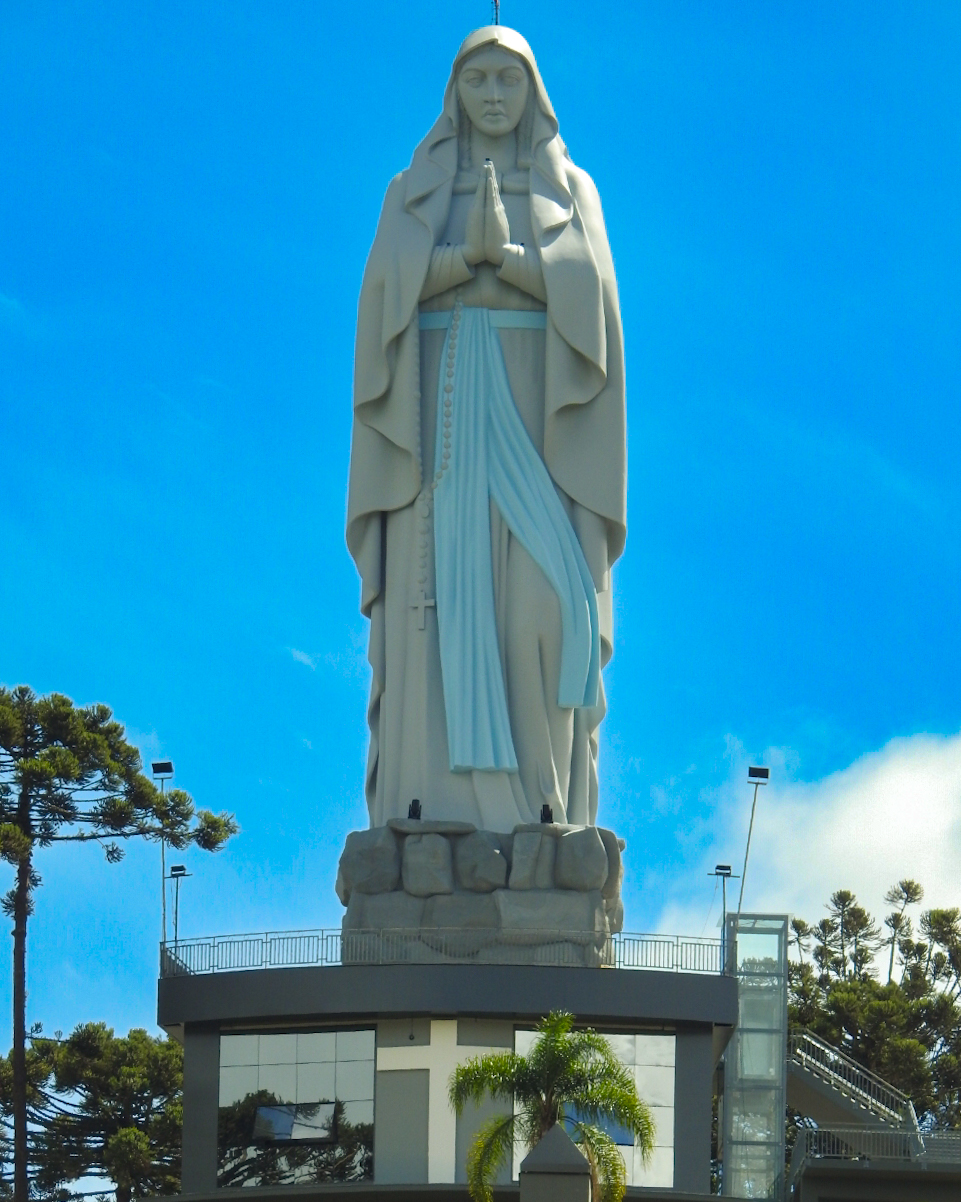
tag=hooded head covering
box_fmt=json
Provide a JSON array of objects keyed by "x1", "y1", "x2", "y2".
[{"x1": 403, "y1": 27, "x2": 597, "y2": 339}]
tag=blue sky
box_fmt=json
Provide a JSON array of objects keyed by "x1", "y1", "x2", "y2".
[{"x1": 2, "y1": 1, "x2": 960, "y2": 1044}]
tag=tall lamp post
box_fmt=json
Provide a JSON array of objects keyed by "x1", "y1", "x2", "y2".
[
  {"x1": 151, "y1": 760, "x2": 174, "y2": 943},
  {"x1": 167, "y1": 864, "x2": 191, "y2": 948},
  {"x1": 708, "y1": 863, "x2": 739, "y2": 971},
  {"x1": 737, "y1": 765, "x2": 769, "y2": 915}
]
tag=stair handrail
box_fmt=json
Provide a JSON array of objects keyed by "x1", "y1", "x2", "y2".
[{"x1": 789, "y1": 1028, "x2": 912, "y2": 1122}]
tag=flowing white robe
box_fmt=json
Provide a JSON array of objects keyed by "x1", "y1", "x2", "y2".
[{"x1": 346, "y1": 27, "x2": 626, "y2": 832}]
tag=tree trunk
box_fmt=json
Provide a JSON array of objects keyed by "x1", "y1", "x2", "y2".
[{"x1": 12, "y1": 847, "x2": 30, "y2": 1202}]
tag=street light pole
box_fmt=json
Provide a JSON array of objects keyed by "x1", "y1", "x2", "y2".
[
  {"x1": 151, "y1": 761, "x2": 174, "y2": 944},
  {"x1": 737, "y1": 766, "x2": 769, "y2": 915},
  {"x1": 708, "y1": 864, "x2": 739, "y2": 972},
  {"x1": 168, "y1": 865, "x2": 191, "y2": 947}
]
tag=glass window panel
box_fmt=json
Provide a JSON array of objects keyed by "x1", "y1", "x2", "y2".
[
  {"x1": 634, "y1": 1144, "x2": 674, "y2": 1188},
  {"x1": 728, "y1": 1090, "x2": 781, "y2": 1142},
  {"x1": 617, "y1": 1144, "x2": 633, "y2": 1187},
  {"x1": 603, "y1": 1033, "x2": 636, "y2": 1063},
  {"x1": 739, "y1": 990, "x2": 782, "y2": 1030},
  {"x1": 565, "y1": 1108, "x2": 634, "y2": 1146},
  {"x1": 514, "y1": 1029, "x2": 536, "y2": 1056},
  {"x1": 341, "y1": 1098, "x2": 374, "y2": 1128},
  {"x1": 336, "y1": 1029, "x2": 375, "y2": 1062},
  {"x1": 259, "y1": 1033, "x2": 298, "y2": 1064},
  {"x1": 219, "y1": 1064, "x2": 258, "y2": 1107},
  {"x1": 220, "y1": 1034, "x2": 260, "y2": 1067},
  {"x1": 297, "y1": 1031, "x2": 336, "y2": 1063},
  {"x1": 648, "y1": 1105, "x2": 674, "y2": 1149},
  {"x1": 726, "y1": 1143, "x2": 778, "y2": 1197},
  {"x1": 290, "y1": 1102, "x2": 336, "y2": 1142},
  {"x1": 737, "y1": 932, "x2": 780, "y2": 973},
  {"x1": 739, "y1": 1033, "x2": 780, "y2": 1081},
  {"x1": 297, "y1": 1061, "x2": 335, "y2": 1104},
  {"x1": 258, "y1": 1062, "x2": 297, "y2": 1103},
  {"x1": 635, "y1": 1063, "x2": 674, "y2": 1108},
  {"x1": 635, "y1": 1035, "x2": 675, "y2": 1067},
  {"x1": 336, "y1": 1058, "x2": 374, "y2": 1102}
]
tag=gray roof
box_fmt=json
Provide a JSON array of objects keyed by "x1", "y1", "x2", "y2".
[{"x1": 520, "y1": 1124, "x2": 591, "y2": 1176}]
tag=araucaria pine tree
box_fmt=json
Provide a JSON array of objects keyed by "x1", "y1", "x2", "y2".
[{"x1": 0, "y1": 686, "x2": 238, "y2": 1202}]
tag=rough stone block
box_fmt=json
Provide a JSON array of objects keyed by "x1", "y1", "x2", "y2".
[
  {"x1": 455, "y1": 831, "x2": 508, "y2": 891},
  {"x1": 509, "y1": 831, "x2": 541, "y2": 889},
  {"x1": 604, "y1": 896, "x2": 624, "y2": 934},
  {"x1": 554, "y1": 827, "x2": 608, "y2": 891},
  {"x1": 494, "y1": 888, "x2": 606, "y2": 945},
  {"x1": 342, "y1": 888, "x2": 425, "y2": 932},
  {"x1": 597, "y1": 827, "x2": 623, "y2": 900},
  {"x1": 402, "y1": 832, "x2": 454, "y2": 896},
  {"x1": 336, "y1": 826, "x2": 400, "y2": 904},
  {"x1": 423, "y1": 891, "x2": 499, "y2": 928},
  {"x1": 388, "y1": 818, "x2": 476, "y2": 836},
  {"x1": 421, "y1": 892, "x2": 499, "y2": 954},
  {"x1": 534, "y1": 834, "x2": 556, "y2": 889}
]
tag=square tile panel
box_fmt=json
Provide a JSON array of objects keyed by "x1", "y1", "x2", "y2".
[
  {"x1": 220, "y1": 1034, "x2": 259, "y2": 1068},
  {"x1": 297, "y1": 1031, "x2": 336, "y2": 1064},
  {"x1": 635, "y1": 1063, "x2": 674, "y2": 1108},
  {"x1": 635, "y1": 1034, "x2": 675, "y2": 1067},
  {"x1": 335, "y1": 1057, "x2": 375, "y2": 1102},
  {"x1": 258, "y1": 1062, "x2": 297, "y2": 1104},
  {"x1": 634, "y1": 1144, "x2": 674, "y2": 1188},
  {"x1": 259, "y1": 1033, "x2": 298, "y2": 1065},
  {"x1": 219, "y1": 1064, "x2": 258, "y2": 1107},
  {"x1": 648, "y1": 1105, "x2": 674, "y2": 1149},
  {"x1": 296, "y1": 1060, "x2": 335, "y2": 1104},
  {"x1": 336, "y1": 1029, "x2": 375, "y2": 1062}
]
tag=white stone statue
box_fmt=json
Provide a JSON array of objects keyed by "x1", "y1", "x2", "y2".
[{"x1": 347, "y1": 25, "x2": 626, "y2": 834}]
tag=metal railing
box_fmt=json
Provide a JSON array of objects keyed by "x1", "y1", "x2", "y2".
[
  {"x1": 786, "y1": 1124, "x2": 961, "y2": 1195},
  {"x1": 160, "y1": 928, "x2": 724, "y2": 978},
  {"x1": 924, "y1": 1132, "x2": 961, "y2": 1162},
  {"x1": 789, "y1": 1029, "x2": 912, "y2": 1124}
]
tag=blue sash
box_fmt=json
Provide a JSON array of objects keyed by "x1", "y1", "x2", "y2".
[{"x1": 424, "y1": 304, "x2": 600, "y2": 773}]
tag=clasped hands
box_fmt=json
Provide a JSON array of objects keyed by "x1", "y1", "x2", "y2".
[{"x1": 462, "y1": 160, "x2": 513, "y2": 268}]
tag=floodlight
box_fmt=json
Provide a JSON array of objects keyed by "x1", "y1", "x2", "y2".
[
  {"x1": 747, "y1": 766, "x2": 769, "y2": 782},
  {"x1": 152, "y1": 761, "x2": 174, "y2": 778},
  {"x1": 170, "y1": 865, "x2": 187, "y2": 877},
  {"x1": 715, "y1": 864, "x2": 732, "y2": 876}
]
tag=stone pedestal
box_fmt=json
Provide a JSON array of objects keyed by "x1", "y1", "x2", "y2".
[{"x1": 336, "y1": 820, "x2": 625, "y2": 967}]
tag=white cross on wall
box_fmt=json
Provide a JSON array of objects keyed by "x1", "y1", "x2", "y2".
[{"x1": 376, "y1": 1019, "x2": 503, "y2": 1183}]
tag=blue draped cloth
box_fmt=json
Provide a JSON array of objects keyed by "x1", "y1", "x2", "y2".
[{"x1": 422, "y1": 304, "x2": 600, "y2": 772}]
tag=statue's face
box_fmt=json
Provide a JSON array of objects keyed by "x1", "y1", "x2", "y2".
[{"x1": 457, "y1": 46, "x2": 530, "y2": 138}]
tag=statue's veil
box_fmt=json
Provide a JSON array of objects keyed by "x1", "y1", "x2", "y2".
[{"x1": 405, "y1": 26, "x2": 576, "y2": 246}]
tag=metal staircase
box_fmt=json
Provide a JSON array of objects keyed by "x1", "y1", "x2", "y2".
[{"x1": 787, "y1": 1028, "x2": 919, "y2": 1132}]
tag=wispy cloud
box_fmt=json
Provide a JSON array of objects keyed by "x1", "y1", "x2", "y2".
[
  {"x1": 286, "y1": 630, "x2": 369, "y2": 683},
  {"x1": 656, "y1": 731, "x2": 961, "y2": 938}
]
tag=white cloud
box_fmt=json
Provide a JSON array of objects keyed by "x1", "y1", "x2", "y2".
[
  {"x1": 290, "y1": 648, "x2": 317, "y2": 669},
  {"x1": 656, "y1": 731, "x2": 961, "y2": 939}
]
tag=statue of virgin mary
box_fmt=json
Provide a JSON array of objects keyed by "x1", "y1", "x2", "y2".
[{"x1": 347, "y1": 25, "x2": 626, "y2": 834}]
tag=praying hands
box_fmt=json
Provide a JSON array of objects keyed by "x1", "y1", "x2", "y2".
[{"x1": 462, "y1": 160, "x2": 512, "y2": 267}]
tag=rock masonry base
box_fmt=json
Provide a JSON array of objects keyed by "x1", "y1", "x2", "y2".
[{"x1": 336, "y1": 820, "x2": 625, "y2": 967}]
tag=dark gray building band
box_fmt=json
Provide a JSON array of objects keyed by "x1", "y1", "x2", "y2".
[{"x1": 162, "y1": 962, "x2": 737, "y2": 1197}]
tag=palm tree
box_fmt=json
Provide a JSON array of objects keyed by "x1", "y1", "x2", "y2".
[{"x1": 449, "y1": 1011, "x2": 655, "y2": 1202}]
